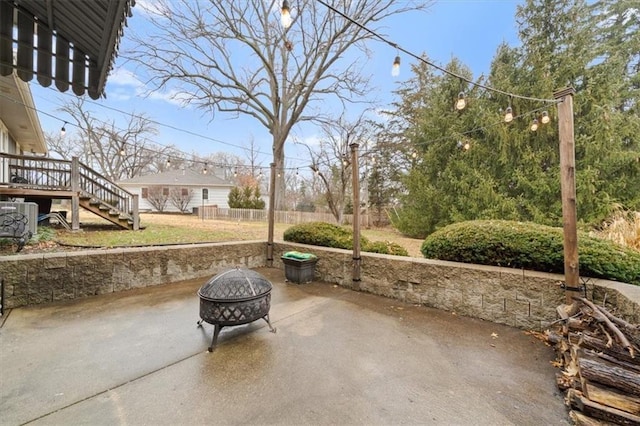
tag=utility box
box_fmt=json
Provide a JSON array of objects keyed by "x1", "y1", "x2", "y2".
[
  {"x1": 0, "y1": 202, "x2": 38, "y2": 235},
  {"x1": 281, "y1": 251, "x2": 318, "y2": 284}
]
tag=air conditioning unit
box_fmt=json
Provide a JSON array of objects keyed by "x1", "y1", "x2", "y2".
[{"x1": 0, "y1": 202, "x2": 38, "y2": 235}]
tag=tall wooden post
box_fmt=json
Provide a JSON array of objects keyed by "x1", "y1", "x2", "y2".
[
  {"x1": 350, "y1": 143, "x2": 361, "y2": 288},
  {"x1": 132, "y1": 194, "x2": 140, "y2": 231},
  {"x1": 267, "y1": 162, "x2": 276, "y2": 267},
  {"x1": 554, "y1": 87, "x2": 580, "y2": 304},
  {"x1": 70, "y1": 156, "x2": 80, "y2": 231}
]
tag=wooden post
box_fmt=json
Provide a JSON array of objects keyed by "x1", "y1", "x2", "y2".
[
  {"x1": 267, "y1": 162, "x2": 276, "y2": 267},
  {"x1": 554, "y1": 87, "x2": 580, "y2": 304},
  {"x1": 350, "y1": 143, "x2": 361, "y2": 288},
  {"x1": 132, "y1": 194, "x2": 139, "y2": 231},
  {"x1": 71, "y1": 156, "x2": 80, "y2": 231}
]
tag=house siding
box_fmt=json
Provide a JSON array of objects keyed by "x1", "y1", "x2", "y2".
[{"x1": 123, "y1": 184, "x2": 231, "y2": 212}]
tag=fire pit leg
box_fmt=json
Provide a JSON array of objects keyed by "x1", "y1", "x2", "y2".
[
  {"x1": 208, "y1": 324, "x2": 223, "y2": 352},
  {"x1": 197, "y1": 319, "x2": 204, "y2": 327},
  {"x1": 262, "y1": 315, "x2": 277, "y2": 333}
]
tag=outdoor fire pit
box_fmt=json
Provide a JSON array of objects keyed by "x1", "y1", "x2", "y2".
[{"x1": 197, "y1": 267, "x2": 276, "y2": 352}]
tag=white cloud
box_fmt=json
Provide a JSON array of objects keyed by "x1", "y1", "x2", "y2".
[
  {"x1": 108, "y1": 68, "x2": 145, "y2": 88},
  {"x1": 134, "y1": 0, "x2": 170, "y2": 17}
]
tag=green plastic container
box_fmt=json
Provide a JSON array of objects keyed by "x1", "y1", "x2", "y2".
[{"x1": 281, "y1": 251, "x2": 318, "y2": 284}]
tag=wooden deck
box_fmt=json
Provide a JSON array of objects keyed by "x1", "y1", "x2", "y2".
[{"x1": 0, "y1": 153, "x2": 139, "y2": 230}]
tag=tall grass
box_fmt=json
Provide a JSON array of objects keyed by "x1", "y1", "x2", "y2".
[{"x1": 590, "y1": 209, "x2": 640, "y2": 251}]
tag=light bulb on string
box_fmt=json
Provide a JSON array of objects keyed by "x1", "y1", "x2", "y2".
[
  {"x1": 281, "y1": 0, "x2": 292, "y2": 29},
  {"x1": 391, "y1": 55, "x2": 401, "y2": 77},
  {"x1": 60, "y1": 122, "x2": 67, "y2": 137},
  {"x1": 504, "y1": 106, "x2": 513, "y2": 123},
  {"x1": 295, "y1": 168, "x2": 299, "y2": 176},
  {"x1": 455, "y1": 92, "x2": 466, "y2": 111},
  {"x1": 411, "y1": 150, "x2": 417, "y2": 159},
  {"x1": 203, "y1": 163, "x2": 208, "y2": 174},
  {"x1": 541, "y1": 111, "x2": 550, "y2": 124},
  {"x1": 166, "y1": 158, "x2": 171, "y2": 167},
  {"x1": 463, "y1": 142, "x2": 470, "y2": 151},
  {"x1": 233, "y1": 167, "x2": 238, "y2": 178},
  {"x1": 119, "y1": 145, "x2": 126, "y2": 156},
  {"x1": 530, "y1": 118, "x2": 539, "y2": 132}
]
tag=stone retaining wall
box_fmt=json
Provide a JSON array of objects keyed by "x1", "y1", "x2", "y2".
[
  {"x1": 273, "y1": 242, "x2": 640, "y2": 329},
  {"x1": 0, "y1": 241, "x2": 265, "y2": 309},
  {"x1": 1, "y1": 241, "x2": 638, "y2": 330}
]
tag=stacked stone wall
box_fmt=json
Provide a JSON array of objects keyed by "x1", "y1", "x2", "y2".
[
  {"x1": 273, "y1": 242, "x2": 640, "y2": 329},
  {"x1": 1, "y1": 241, "x2": 637, "y2": 330},
  {"x1": 1, "y1": 241, "x2": 265, "y2": 309}
]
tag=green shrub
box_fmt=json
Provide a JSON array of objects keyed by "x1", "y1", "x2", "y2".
[
  {"x1": 283, "y1": 222, "x2": 408, "y2": 256},
  {"x1": 420, "y1": 220, "x2": 640, "y2": 285},
  {"x1": 284, "y1": 222, "x2": 367, "y2": 249},
  {"x1": 363, "y1": 240, "x2": 409, "y2": 256}
]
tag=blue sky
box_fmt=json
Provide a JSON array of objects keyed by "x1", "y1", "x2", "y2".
[{"x1": 30, "y1": 0, "x2": 523, "y2": 171}]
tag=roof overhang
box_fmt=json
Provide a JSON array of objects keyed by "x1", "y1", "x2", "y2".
[
  {"x1": 0, "y1": 71, "x2": 46, "y2": 153},
  {"x1": 0, "y1": 0, "x2": 134, "y2": 99}
]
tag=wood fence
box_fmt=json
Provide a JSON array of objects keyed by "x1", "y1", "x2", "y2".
[{"x1": 197, "y1": 206, "x2": 380, "y2": 226}]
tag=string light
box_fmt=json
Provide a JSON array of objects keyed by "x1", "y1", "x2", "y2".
[
  {"x1": 391, "y1": 55, "x2": 401, "y2": 77},
  {"x1": 504, "y1": 106, "x2": 514, "y2": 123},
  {"x1": 455, "y1": 92, "x2": 466, "y2": 111},
  {"x1": 60, "y1": 122, "x2": 67, "y2": 137},
  {"x1": 233, "y1": 167, "x2": 238, "y2": 177},
  {"x1": 541, "y1": 111, "x2": 551, "y2": 124},
  {"x1": 166, "y1": 158, "x2": 171, "y2": 167},
  {"x1": 530, "y1": 118, "x2": 539, "y2": 132},
  {"x1": 119, "y1": 144, "x2": 126, "y2": 156},
  {"x1": 411, "y1": 151, "x2": 417, "y2": 159},
  {"x1": 281, "y1": 0, "x2": 292, "y2": 29},
  {"x1": 203, "y1": 163, "x2": 208, "y2": 174}
]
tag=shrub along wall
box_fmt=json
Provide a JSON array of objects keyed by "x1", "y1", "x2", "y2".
[{"x1": 1, "y1": 241, "x2": 638, "y2": 329}]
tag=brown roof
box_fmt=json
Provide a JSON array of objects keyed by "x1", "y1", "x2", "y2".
[{"x1": 0, "y1": 0, "x2": 134, "y2": 99}]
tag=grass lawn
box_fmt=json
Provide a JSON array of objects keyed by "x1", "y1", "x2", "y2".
[{"x1": 44, "y1": 212, "x2": 425, "y2": 258}]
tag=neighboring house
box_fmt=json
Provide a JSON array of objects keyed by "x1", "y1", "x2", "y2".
[{"x1": 118, "y1": 169, "x2": 235, "y2": 213}]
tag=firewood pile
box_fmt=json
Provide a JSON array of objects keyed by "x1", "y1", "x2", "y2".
[{"x1": 543, "y1": 297, "x2": 640, "y2": 425}]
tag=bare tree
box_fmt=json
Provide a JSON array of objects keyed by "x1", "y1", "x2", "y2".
[
  {"x1": 51, "y1": 98, "x2": 174, "y2": 181},
  {"x1": 169, "y1": 187, "x2": 194, "y2": 213},
  {"x1": 128, "y1": 0, "x2": 430, "y2": 209},
  {"x1": 302, "y1": 114, "x2": 373, "y2": 223},
  {"x1": 147, "y1": 186, "x2": 169, "y2": 212}
]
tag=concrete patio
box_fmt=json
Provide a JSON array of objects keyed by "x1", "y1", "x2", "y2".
[{"x1": 1, "y1": 267, "x2": 569, "y2": 425}]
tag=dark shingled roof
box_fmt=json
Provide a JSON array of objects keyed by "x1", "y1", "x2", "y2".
[{"x1": 118, "y1": 169, "x2": 234, "y2": 187}]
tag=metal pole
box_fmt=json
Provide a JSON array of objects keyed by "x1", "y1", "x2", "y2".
[
  {"x1": 267, "y1": 162, "x2": 276, "y2": 267},
  {"x1": 350, "y1": 143, "x2": 361, "y2": 288},
  {"x1": 554, "y1": 87, "x2": 580, "y2": 305}
]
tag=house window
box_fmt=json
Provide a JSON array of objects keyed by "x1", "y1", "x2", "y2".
[
  {"x1": 163, "y1": 187, "x2": 169, "y2": 196},
  {"x1": 202, "y1": 188, "x2": 208, "y2": 200},
  {"x1": 181, "y1": 188, "x2": 188, "y2": 196},
  {"x1": 141, "y1": 187, "x2": 148, "y2": 199}
]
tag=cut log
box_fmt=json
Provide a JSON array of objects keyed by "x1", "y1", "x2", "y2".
[
  {"x1": 571, "y1": 333, "x2": 640, "y2": 366},
  {"x1": 579, "y1": 357, "x2": 640, "y2": 397},
  {"x1": 568, "y1": 389, "x2": 640, "y2": 425},
  {"x1": 584, "y1": 382, "x2": 640, "y2": 416},
  {"x1": 570, "y1": 410, "x2": 616, "y2": 426}
]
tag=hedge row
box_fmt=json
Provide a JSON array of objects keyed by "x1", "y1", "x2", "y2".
[
  {"x1": 283, "y1": 222, "x2": 409, "y2": 256},
  {"x1": 420, "y1": 220, "x2": 640, "y2": 286}
]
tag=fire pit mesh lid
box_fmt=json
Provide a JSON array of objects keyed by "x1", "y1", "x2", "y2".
[{"x1": 198, "y1": 267, "x2": 272, "y2": 301}]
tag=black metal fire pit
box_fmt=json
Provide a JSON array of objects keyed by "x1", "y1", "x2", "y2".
[{"x1": 197, "y1": 267, "x2": 276, "y2": 352}]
